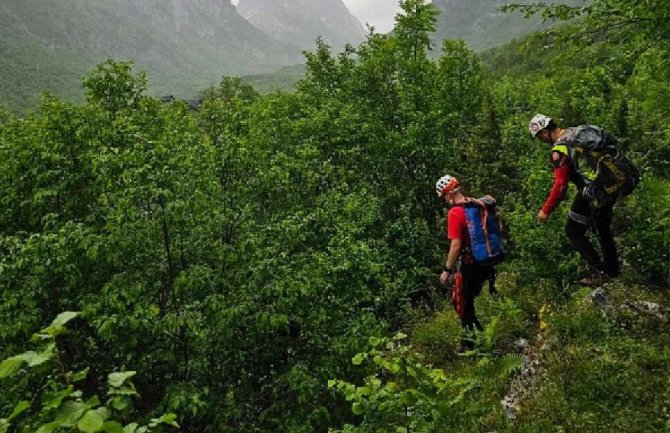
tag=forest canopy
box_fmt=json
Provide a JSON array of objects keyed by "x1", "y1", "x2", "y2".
[{"x1": 1, "y1": 1, "x2": 669, "y2": 432}]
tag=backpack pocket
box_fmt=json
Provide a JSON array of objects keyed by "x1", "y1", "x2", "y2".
[{"x1": 593, "y1": 153, "x2": 639, "y2": 199}]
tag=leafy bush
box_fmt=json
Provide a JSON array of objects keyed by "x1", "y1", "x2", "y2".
[{"x1": 0, "y1": 312, "x2": 178, "y2": 433}]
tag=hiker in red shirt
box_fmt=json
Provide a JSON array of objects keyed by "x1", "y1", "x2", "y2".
[
  {"x1": 436, "y1": 174, "x2": 497, "y2": 351},
  {"x1": 529, "y1": 114, "x2": 624, "y2": 286}
]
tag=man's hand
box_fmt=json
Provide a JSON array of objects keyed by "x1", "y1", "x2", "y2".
[
  {"x1": 439, "y1": 270, "x2": 451, "y2": 286},
  {"x1": 537, "y1": 210, "x2": 549, "y2": 224}
]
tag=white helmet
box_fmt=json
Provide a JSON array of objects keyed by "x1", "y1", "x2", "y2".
[
  {"x1": 435, "y1": 174, "x2": 460, "y2": 196},
  {"x1": 529, "y1": 113, "x2": 552, "y2": 137}
]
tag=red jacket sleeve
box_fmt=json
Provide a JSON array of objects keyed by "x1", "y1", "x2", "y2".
[{"x1": 541, "y1": 154, "x2": 570, "y2": 215}]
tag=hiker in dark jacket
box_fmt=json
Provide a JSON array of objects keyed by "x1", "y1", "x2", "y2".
[
  {"x1": 436, "y1": 174, "x2": 498, "y2": 350},
  {"x1": 529, "y1": 114, "x2": 622, "y2": 286}
]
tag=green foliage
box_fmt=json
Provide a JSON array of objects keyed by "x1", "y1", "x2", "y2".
[
  {"x1": 619, "y1": 177, "x2": 670, "y2": 285},
  {"x1": 241, "y1": 65, "x2": 306, "y2": 94},
  {"x1": 0, "y1": 31, "x2": 93, "y2": 113},
  {"x1": 1, "y1": 1, "x2": 670, "y2": 432},
  {"x1": 0, "y1": 0, "x2": 297, "y2": 114},
  {"x1": 84, "y1": 60, "x2": 147, "y2": 115},
  {"x1": 329, "y1": 331, "x2": 522, "y2": 433},
  {"x1": 514, "y1": 283, "x2": 670, "y2": 432},
  {"x1": 329, "y1": 333, "x2": 473, "y2": 433},
  {"x1": 503, "y1": 0, "x2": 670, "y2": 50},
  {"x1": 432, "y1": 0, "x2": 588, "y2": 52},
  {"x1": 0, "y1": 312, "x2": 178, "y2": 433}
]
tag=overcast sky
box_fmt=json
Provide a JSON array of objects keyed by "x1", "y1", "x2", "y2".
[{"x1": 230, "y1": 0, "x2": 402, "y2": 33}]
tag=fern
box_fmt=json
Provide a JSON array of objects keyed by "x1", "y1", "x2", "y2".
[
  {"x1": 466, "y1": 353, "x2": 523, "y2": 390},
  {"x1": 497, "y1": 353, "x2": 524, "y2": 377}
]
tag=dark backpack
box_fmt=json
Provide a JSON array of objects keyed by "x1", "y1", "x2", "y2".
[
  {"x1": 557, "y1": 125, "x2": 640, "y2": 204},
  {"x1": 589, "y1": 152, "x2": 639, "y2": 205},
  {"x1": 463, "y1": 196, "x2": 504, "y2": 266}
]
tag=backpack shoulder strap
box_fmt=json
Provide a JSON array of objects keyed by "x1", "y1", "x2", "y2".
[
  {"x1": 478, "y1": 195, "x2": 496, "y2": 208},
  {"x1": 463, "y1": 197, "x2": 481, "y2": 206}
]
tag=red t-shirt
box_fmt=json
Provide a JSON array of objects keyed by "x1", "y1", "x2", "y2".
[{"x1": 447, "y1": 206, "x2": 471, "y2": 246}]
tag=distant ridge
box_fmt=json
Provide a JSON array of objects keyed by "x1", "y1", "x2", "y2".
[
  {"x1": 0, "y1": 0, "x2": 300, "y2": 111},
  {"x1": 431, "y1": 0, "x2": 589, "y2": 51},
  {"x1": 237, "y1": 0, "x2": 366, "y2": 52}
]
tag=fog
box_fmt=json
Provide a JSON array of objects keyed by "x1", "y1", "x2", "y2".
[
  {"x1": 229, "y1": 0, "x2": 402, "y2": 33},
  {"x1": 341, "y1": 0, "x2": 402, "y2": 32}
]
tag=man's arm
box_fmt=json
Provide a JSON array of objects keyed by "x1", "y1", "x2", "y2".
[
  {"x1": 446, "y1": 238, "x2": 462, "y2": 270},
  {"x1": 538, "y1": 152, "x2": 570, "y2": 223},
  {"x1": 440, "y1": 238, "x2": 462, "y2": 285}
]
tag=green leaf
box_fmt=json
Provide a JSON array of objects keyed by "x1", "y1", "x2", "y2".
[
  {"x1": 52, "y1": 311, "x2": 80, "y2": 328},
  {"x1": 351, "y1": 402, "x2": 364, "y2": 415},
  {"x1": 17, "y1": 344, "x2": 55, "y2": 367},
  {"x1": 31, "y1": 333, "x2": 52, "y2": 343},
  {"x1": 393, "y1": 332, "x2": 408, "y2": 340},
  {"x1": 148, "y1": 413, "x2": 179, "y2": 428},
  {"x1": 71, "y1": 368, "x2": 90, "y2": 383},
  {"x1": 35, "y1": 421, "x2": 61, "y2": 433},
  {"x1": 85, "y1": 396, "x2": 101, "y2": 409},
  {"x1": 43, "y1": 386, "x2": 75, "y2": 411},
  {"x1": 108, "y1": 385, "x2": 138, "y2": 396},
  {"x1": 0, "y1": 356, "x2": 24, "y2": 379},
  {"x1": 102, "y1": 421, "x2": 124, "y2": 433},
  {"x1": 77, "y1": 408, "x2": 107, "y2": 433},
  {"x1": 110, "y1": 396, "x2": 130, "y2": 411},
  {"x1": 55, "y1": 400, "x2": 87, "y2": 427},
  {"x1": 8, "y1": 400, "x2": 30, "y2": 420},
  {"x1": 352, "y1": 353, "x2": 366, "y2": 366},
  {"x1": 38, "y1": 312, "x2": 80, "y2": 339},
  {"x1": 0, "y1": 419, "x2": 8, "y2": 433},
  {"x1": 368, "y1": 336, "x2": 382, "y2": 347},
  {"x1": 108, "y1": 371, "x2": 136, "y2": 388},
  {"x1": 389, "y1": 361, "x2": 401, "y2": 374},
  {"x1": 357, "y1": 385, "x2": 371, "y2": 397},
  {"x1": 122, "y1": 423, "x2": 138, "y2": 433}
]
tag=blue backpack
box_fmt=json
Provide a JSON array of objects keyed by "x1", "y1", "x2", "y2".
[{"x1": 463, "y1": 196, "x2": 504, "y2": 266}]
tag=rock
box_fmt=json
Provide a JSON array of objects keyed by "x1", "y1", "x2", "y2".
[
  {"x1": 501, "y1": 393, "x2": 518, "y2": 419},
  {"x1": 589, "y1": 287, "x2": 610, "y2": 309},
  {"x1": 625, "y1": 300, "x2": 670, "y2": 323},
  {"x1": 501, "y1": 334, "x2": 551, "y2": 420},
  {"x1": 513, "y1": 337, "x2": 529, "y2": 352}
]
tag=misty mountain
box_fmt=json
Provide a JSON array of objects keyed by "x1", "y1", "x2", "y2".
[
  {"x1": 0, "y1": 0, "x2": 300, "y2": 109},
  {"x1": 431, "y1": 0, "x2": 589, "y2": 51},
  {"x1": 236, "y1": 0, "x2": 366, "y2": 52}
]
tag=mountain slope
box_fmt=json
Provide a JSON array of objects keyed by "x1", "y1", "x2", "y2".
[
  {"x1": 431, "y1": 0, "x2": 589, "y2": 51},
  {"x1": 236, "y1": 0, "x2": 366, "y2": 52},
  {"x1": 0, "y1": 0, "x2": 299, "y2": 111}
]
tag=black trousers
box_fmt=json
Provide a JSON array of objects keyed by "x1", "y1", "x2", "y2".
[
  {"x1": 565, "y1": 193, "x2": 619, "y2": 277},
  {"x1": 460, "y1": 264, "x2": 494, "y2": 332}
]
